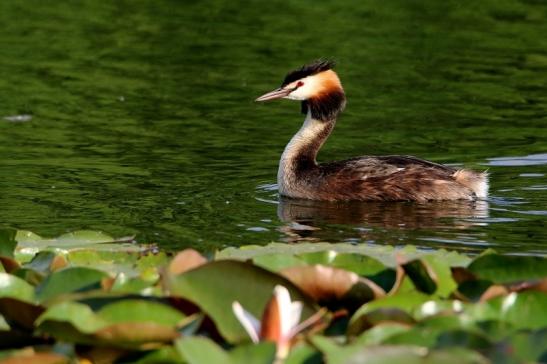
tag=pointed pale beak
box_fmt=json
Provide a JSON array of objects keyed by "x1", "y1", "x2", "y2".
[{"x1": 255, "y1": 87, "x2": 292, "y2": 102}]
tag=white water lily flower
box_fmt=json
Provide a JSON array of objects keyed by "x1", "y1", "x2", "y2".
[{"x1": 233, "y1": 285, "x2": 314, "y2": 360}]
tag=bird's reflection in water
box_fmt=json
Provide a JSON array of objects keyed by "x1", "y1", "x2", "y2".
[{"x1": 277, "y1": 197, "x2": 489, "y2": 244}]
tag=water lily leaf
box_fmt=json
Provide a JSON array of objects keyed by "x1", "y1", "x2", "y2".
[
  {"x1": 0, "y1": 273, "x2": 35, "y2": 303},
  {"x1": 322, "y1": 345, "x2": 489, "y2": 364},
  {"x1": 421, "y1": 255, "x2": 456, "y2": 297},
  {"x1": 435, "y1": 329, "x2": 493, "y2": 351},
  {"x1": 281, "y1": 265, "x2": 385, "y2": 311},
  {"x1": 0, "y1": 298, "x2": 44, "y2": 330},
  {"x1": 468, "y1": 291, "x2": 547, "y2": 330},
  {"x1": 381, "y1": 326, "x2": 440, "y2": 347},
  {"x1": 467, "y1": 255, "x2": 547, "y2": 284},
  {"x1": 350, "y1": 290, "x2": 428, "y2": 319},
  {"x1": 0, "y1": 276, "x2": 38, "y2": 329},
  {"x1": 36, "y1": 267, "x2": 109, "y2": 302},
  {"x1": 253, "y1": 254, "x2": 306, "y2": 272},
  {"x1": 285, "y1": 342, "x2": 322, "y2": 364},
  {"x1": 168, "y1": 249, "x2": 207, "y2": 275},
  {"x1": 421, "y1": 315, "x2": 474, "y2": 332},
  {"x1": 229, "y1": 341, "x2": 277, "y2": 364},
  {"x1": 22, "y1": 251, "x2": 58, "y2": 275},
  {"x1": 366, "y1": 267, "x2": 404, "y2": 295},
  {"x1": 176, "y1": 336, "x2": 276, "y2": 364},
  {"x1": 0, "y1": 351, "x2": 69, "y2": 364},
  {"x1": 37, "y1": 301, "x2": 181, "y2": 348},
  {"x1": 296, "y1": 251, "x2": 386, "y2": 276},
  {"x1": 456, "y1": 280, "x2": 494, "y2": 302},
  {"x1": 0, "y1": 229, "x2": 17, "y2": 258},
  {"x1": 93, "y1": 322, "x2": 179, "y2": 347},
  {"x1": 14, "y1": 230, "x2": 43, "y2": 244},
  {"x1": 509, "y1": 328, "x2": 547, "y2": 363},
  {"x1": 174, "y1": 336, "x2": 229, "y2": 363},
  {"x1": 402, "y1": 260, "x2": 437, "y2": 295},
  {"x1": 167, "y1": 260, "x2": 315, "y2": 343},
  {"x1": 348, "y1": 308, "x2": 415, "y2": 336},
  {"x1": 217, "y1": 243, "x2": 470, "y2": 269},
  {"x1": 132, "y1": 346, "x2": 184, "y2": 364},
  {"x1": 36, "y1": 301, "x2": 109, "y2": 334},
  {"x1": 97, "y1": 299, "x2": 186, "y2": 326},
  {"x1": 0, "y1": 275, "x2": 40, "y2": 329},
  {"x1": 16, "y1": 230, "x2": 117, "y2": 247},
  {"x1": 354, "y1": 323, "x2": 411, "y2": 346},
  {"x1": 0, "y1": 316, "x2": 8, "y2": 331},
  {"x1": 14, "y1": 230, "x2": 140, "y2": 263},
  {"x1": 0, "y1": 229, "x2": 19, "y2": 273},
  {"x1": 348, "y1": 291, "x2": 429, "y2": 336},
  {"x1": 109, "y1": 274, "x2": 156, "y2": 294}
]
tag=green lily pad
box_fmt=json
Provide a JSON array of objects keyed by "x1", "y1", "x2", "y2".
[
  {"x1": 466, "y1": 291, "x2": 547, "y2": 330},
  {"x1": 36, "y1": 301, "x2": 109, "y2": 334},
  {"x1": 97, "y1": 299, "x2": 186, "y2": 326},
  {"x1": 297, "y1": 251, "x2": 386, "y2": 276},
  {"x1": 0, "y1": 229, "x2": 19, "y2": 272},
  {"x1": 0, "y1": 273, "x2": 35, "y2": 303},
  {"x1": 132, "y1": 346, "x2": 184, "y2": 363},
  {"x1": 421, "y1": 255, "x2": 457, "y2": 297},
  {"x1": 253, "y1": 254, "x2": 306, "y2": 272},
  {"x1": 175, "y1": 336, "x2": 276, "y2": 364},
  {"x1": 467, "y1": 255, "x2": 547, "y2": 284},
  {"x1": 16, "y1": 230, "x2": 117, "y2": 247},
  {"x1": 0, "y1": 229, "x2": 17, "y2": 259},
  {"x1": 322, "y1": 345, "x2": 489, "y2": 364},
  {"x1": 217, "y1": 243, "x2": 470, "y2": 269},
  {"x1": 176, "y1": 335, "x2": 230, "y2": 363},
  {"x1": 37, "y1": 300, "x2": 183, "y2": 348},
  {"x1": 167, "y1": 260, "x2": 316, "y2": 343},
  {"x1": 285, "y1": 342, "x2": 322, "y2": 364},
  {"x1": 354, "y1": 323, "x2": 412, "y2": 346},
  {"x1": 348, "y1": 308, "x2": 415, "y2": 336},
  {"x1": 509, "y1": 329, "x2": 547, "y2": 363},
  {"x1": 402, "y1": 260, "x2": 437, "y2": 295},
  {"x1": 36, "y1": 267, "x2": 109, "y2": 302}
]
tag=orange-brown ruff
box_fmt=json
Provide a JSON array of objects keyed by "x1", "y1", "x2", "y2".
[{"x1": 256, "y1": 60, "x2": 489, "y2": 202}]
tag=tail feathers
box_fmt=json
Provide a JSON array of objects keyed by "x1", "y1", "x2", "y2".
[{"x1": 453, "y1": 169, "x2": 489, "y2": 199}]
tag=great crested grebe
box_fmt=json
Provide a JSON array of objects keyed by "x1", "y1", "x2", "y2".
[{"x1": 256, "y1": 60, "x2": 488, "y2": 202}]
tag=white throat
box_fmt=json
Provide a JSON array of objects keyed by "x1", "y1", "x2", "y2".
[{"x1": 277, "y1": 112, "x2": 331, "y2": 196}]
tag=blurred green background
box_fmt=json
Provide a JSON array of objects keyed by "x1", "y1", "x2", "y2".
[{"x1": 0, "y1": 0, "x2": 546, "y2": 253}]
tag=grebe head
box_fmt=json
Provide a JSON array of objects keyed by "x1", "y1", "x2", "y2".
[{"x1": 256, "y1": 59, "x2": 346, "y2": 121}]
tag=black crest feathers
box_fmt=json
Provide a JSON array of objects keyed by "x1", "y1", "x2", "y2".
[
  {"x1": 282, "y1": 59, "x2": 335, "y2": 86},
  {"x1": 302, "y1": 90, "x2": 346, "y2": 121}
]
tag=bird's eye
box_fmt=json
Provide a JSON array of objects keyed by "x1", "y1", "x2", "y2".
[{"x1": 296, "y1": 81, "x2": 304, "y2": 87}]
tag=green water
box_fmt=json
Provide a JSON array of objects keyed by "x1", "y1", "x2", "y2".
[{"x1": 1, "y1": 0, "x2": 546, "y2": 254}]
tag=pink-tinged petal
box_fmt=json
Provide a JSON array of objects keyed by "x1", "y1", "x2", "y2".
[
  {"x1": 273, "y1": 285, "x2": 293, "y2": 337},
  {"x1": 232, "y1": 301, "x2": 260, "y2": 343},
  {"x1": 287, "y1": 301, "x2": 303, "y2": 336}
]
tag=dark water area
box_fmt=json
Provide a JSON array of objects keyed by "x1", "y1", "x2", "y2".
[{"x1": 0, "y1": 0, "x2": 546, "y2": 254}]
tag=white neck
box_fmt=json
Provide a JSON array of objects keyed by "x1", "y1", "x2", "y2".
[{"x1": 277, "y1": 111, "x2": 334, "y2": 196}]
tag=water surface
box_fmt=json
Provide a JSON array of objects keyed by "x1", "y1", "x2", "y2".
[{"x1": 1, "y1": 0, "x2": 546, "y2": 254}]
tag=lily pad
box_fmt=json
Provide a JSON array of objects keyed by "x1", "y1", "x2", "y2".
[
  {"x1": 36, "y1": 267, "x2": 109, "y2": 302},
  {"x1": 167, "y1": 260, "x2": 316, "y2": 343},
  {"x1": 281, "y1": 265, "x2": 384, "y2": 311},
  {"x1": 0, "y1": 273, "x2": 35, "y2": 303},
  {"x1": 402, "y1": 260, "x2": 437, "y2": 295},
  {"x1": 36, "y1": 300, "x2": 184, "y2": 348},
  {"x1": 175, "y1": 336, "x2": 276, "y2": 364},
  {"x1": 97, "y1": 299, "x2": 186, "y2": 326},
  {"x1": 467, "y1": 255, "x2": 547, "y2": 284}
]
